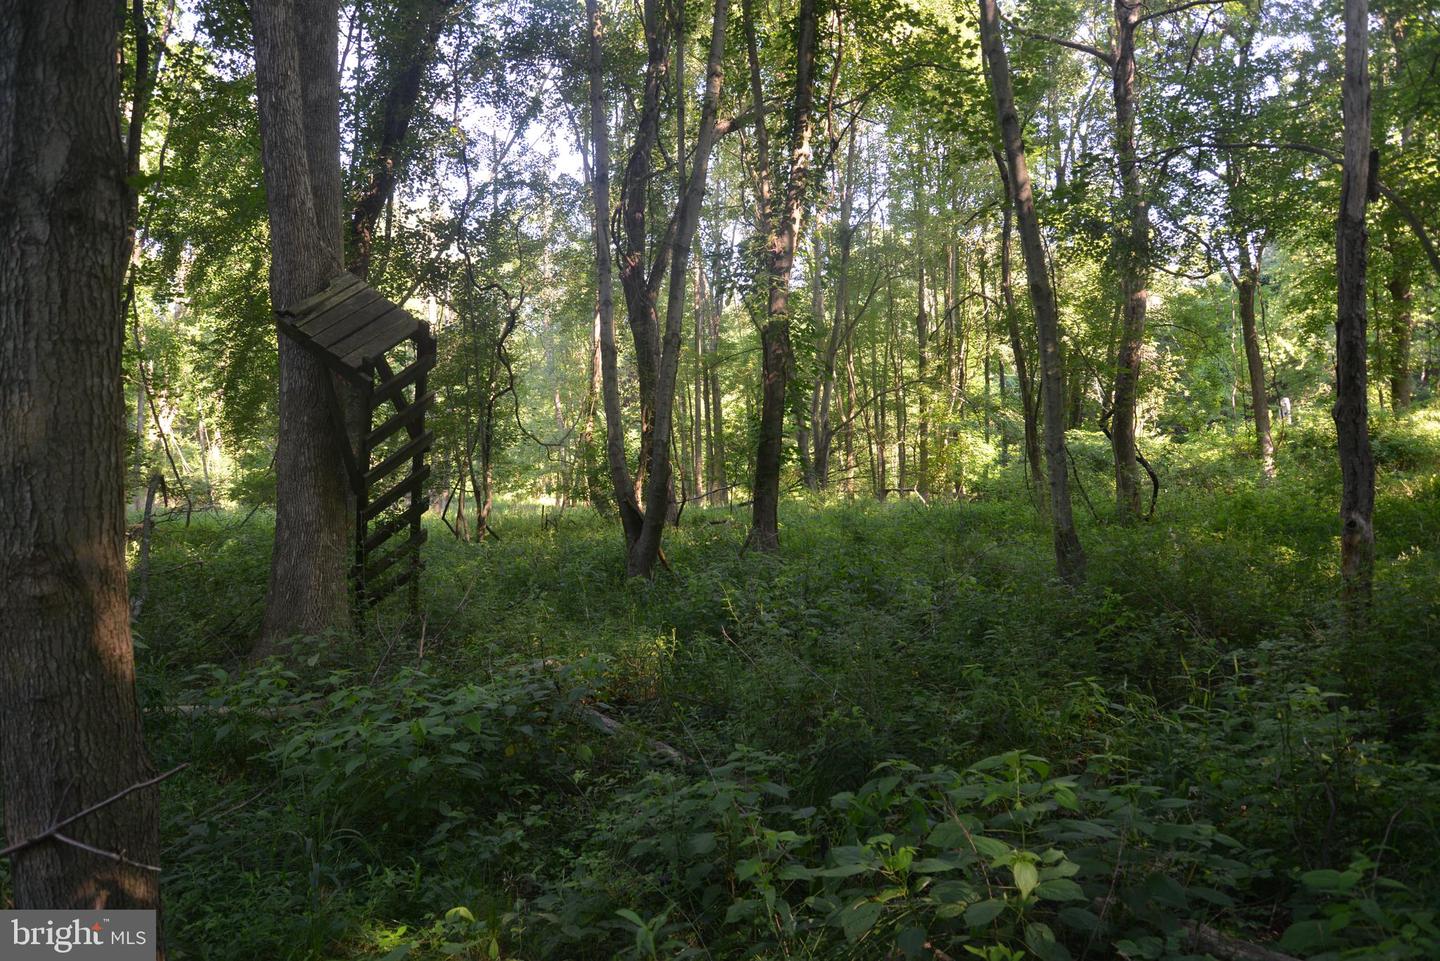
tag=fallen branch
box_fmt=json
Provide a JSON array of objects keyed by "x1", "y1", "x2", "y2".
[{"x1": 1181, "y1": 920, "x2": 1300, "y2": 961}]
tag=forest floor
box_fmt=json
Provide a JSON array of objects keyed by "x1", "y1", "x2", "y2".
[{"x1": 134, "y1": 410, "x2": 1440, "y2": 960}]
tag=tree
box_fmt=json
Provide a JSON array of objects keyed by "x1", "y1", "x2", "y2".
[
  {"x1": 348, "y1": 0, "x2": 460, "y2": 281},
  {"x1": 1335, "y1": 0, "x2": 1374, "y2": 609},
  {"x1": 0, "y1": 0, "x2": 163, "y2": 916},
  {"x1": 251, "y1": 0, "x2": 355, "y2": 654},
  {"x1": 746, "y1": 0, "x2": 820, "y2": 551},
  {"x1": 589, "y1": 0, "x2": 734, "y2": 576},
  {"x1": 978, "y1": 0, "x2": 1087, "y2": 584}
]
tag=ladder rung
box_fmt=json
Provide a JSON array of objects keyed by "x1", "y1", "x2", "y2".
[
  {"x1": 372, "y1": 354, "x2": 435, "y2": 406},
  {"x1": 362, "y1": 465, "x2": 430, "y2": 520},
  {"x1": 365, "y1": 431, "x2": 433, "y2": 486},
  {"x1": 366, "y1": 391, "x2": 434, "y2": 447},
  {"x1": 365, "y1": 529, "x2": 426, "y2": 581},
  {"x1": 363, "y1": 499, "x2": 429, "y2": 552}
]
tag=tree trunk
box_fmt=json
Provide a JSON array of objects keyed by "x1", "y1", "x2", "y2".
[
  {"x1": 1237, "y1": 243, "x2": 1275, "y2": 478},
  {"x1": 348, "y1": 0, "x2": 455, "y2": 280},
  {"x1": 1387, "y1": 243, "x2": 1414, "y2": 409},
  {"x1": 587, "y1": 0, "x2": 644, "y2": 550},
  {"x1": 1335, "y1": 0, "x2": 1375, "y2": 609},
  {"x1": 979, "y1": 0, "x2": 1087, "y2": 584},
  {"x1": 628, "y1": 0, "x2": 730, "y2": 576},
  {"x1": 748, "y1": 0, "x2": 818, "y2": 550},
  {"x1": 0, "y1": 0, "x2": 163, "y2": 921},
  {"x1": 994, "y1": 152, "x2": 1043, "y2": 490},
  {"x1": 252, "y1": 0, "x2": 354, "y2": 654},
  {"x1": 1109, "y1": 0, "x2": 1149, "y2": 521}
]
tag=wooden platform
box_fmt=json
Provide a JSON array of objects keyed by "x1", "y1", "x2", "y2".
[{"x1": 275, "y1": 272, "x2": 437, "y2": 612}]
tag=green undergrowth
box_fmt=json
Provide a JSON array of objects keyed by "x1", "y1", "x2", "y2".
[{"x1": 133, "y1": 408, "x2": 1440, "y2": 960}]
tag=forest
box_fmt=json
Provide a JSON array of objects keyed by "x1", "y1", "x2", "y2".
[{"x1": 1, "y1": 0, "x2": 1438, "y2": 957}]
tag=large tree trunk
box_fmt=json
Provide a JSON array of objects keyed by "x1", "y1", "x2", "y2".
[
  {"x1": 1109, "y1": 0, "x2": 1149, "y2": 521},
  {"x1": 0, "y1": 0, "x2": 163, "y2": 919},
  {"x1": 979, "y1": 0, "x2": 1087, "y2": 584},
  {"x1": 748, "y1": 0, "x2": 819, "y2": 550},
  {"x1": 1335, "y1": 0, "x2": 1375, "y2": 608},
  {"x1": 252, "y1": 0, "x2": 354, "y2": 654}
]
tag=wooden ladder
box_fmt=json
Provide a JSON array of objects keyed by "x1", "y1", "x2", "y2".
[{"x1": 276, "y1": 272, "x2": 437, "y2": 613}]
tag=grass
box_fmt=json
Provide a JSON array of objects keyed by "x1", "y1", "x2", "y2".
[{"x1": 132, "y1": 408, "x2": 1440, "y2": 960}]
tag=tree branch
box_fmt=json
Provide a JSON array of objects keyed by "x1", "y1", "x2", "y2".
[
  {"x1": 1020, "y1": 29, "x2": 1115, "y2": 65},
  {"x1": 1137, "y1": 0, "x2": 1227, "y2": 27}
]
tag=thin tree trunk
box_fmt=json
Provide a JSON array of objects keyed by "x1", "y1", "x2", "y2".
[
  {"x1": 348, "y1": 0, "x2": 455, "y2": 280},
  {"x1": 587, "y1": 0, "x2": 643, "y2": 549},
  {"x1": 994, "y1": 151, "x2": 1043, "y2": 490},
  {"x1": 1237, "y1": 241, "x2": 1275, "y2": 478},
  {"x1": 628, "y1": 0, "x2": 731, "y2": 577},
  {"x1": 979, "y1": 0, "x2": 1087, "y2": 584},
  {"x1": 1388, "y1": 243, "x2": 1414, "y2": 409},
  {"x1": 748, "y1": 0, "x2": 819, "y2": 550},
  {"x1": 1335, "y1": 0, "x2": 1375, "y2": 609},
  {"x1": 1109, "y1": 0, "x2": 1149, "y2": 520},
  {"x1": 0, "y1": 0, "x2": 163, "y2": 921}
]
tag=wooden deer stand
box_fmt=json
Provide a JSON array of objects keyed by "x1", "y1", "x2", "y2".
[{"x1": 276, "y1": 272, "x2": 436, "y2": 613}]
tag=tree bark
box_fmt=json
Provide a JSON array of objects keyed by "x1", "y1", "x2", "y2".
[
  {"x1": 1335, "y1": 0, "x2": 1375, "y2": 610},
  {"x1": 994, "y1": 152, "x2": 1043, "y2": 491},
  {"x1": 251, "y1": 0, "x2": 353, "y2": 654},
  {"x1": 586, "y1": 0, "x2": 643, "y2": 550},
  {"x1": 1109, "y1": 0, "x2": 1149, "y2": 521},
  {"x1": 1237, "y1": 241, "x2": 1275, "y2": 478},
  {"x1": 979, "y1": 0, "x2": 1087, "y2": 584},
  {"x1": 1387, "y1": 242, "x2": 1414, "y2": 409},
  {"x1": 0, "y1": 0, "x2": 163, "y2": 921},
  {"x1": 748, "y1": 0, "x2": 819, "y2": 550},
  {"x1": 628, "y1": 0, "x2": 731, "y2": 576}
]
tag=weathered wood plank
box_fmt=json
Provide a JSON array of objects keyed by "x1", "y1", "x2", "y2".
[
  {"x1": 366, "y1": 391, "x2": 434, "y2": 448},
  {"x1": 364, "y1": 528, "x2": 427, "y2": 581},
  {"x1": 372, "y1": 354, "x2": 435, "y2": 407},
  {"x1": 365, "y1": 431, "x2": 433, "y2": 486},
  {"x1": 309, "y1": 294, "x2": 394, "y2": 349},
  {"x1": 363, "y1": 498, "x2": 429, "y2": 552},
  {"x1": 363, "y1": 564, "x2": 419, "y2": 606},
  {"x1": 338, "y1": 310, "x2": 420, "y2": 368},
  {"x1": 292, "y1": 283, "x2": 377, "y2": 337},
  {"x1": 282, "y1": 271, "x2": 362, "y2": 317},
  {"x1": 363, "y1": 465, "x2": 430, "y2": 520}
]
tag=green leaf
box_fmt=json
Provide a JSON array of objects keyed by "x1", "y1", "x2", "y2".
[
  {"x1": 1300, "y1": 868, "x2": 1361, "y2": 894},
  {"x1": 1057, "y1": 906, "x2": 1100, "y2": 932},
  {"x1": 689, "y1": 832, "x2": 716, "y2": 855},
  {"x1": 896, "y1": 925, "x2": 928, "y2": 958},
  {"x1": 1278, "y1": 920, "x2": 1329, "y2": 953},
  {"x1": 964, "y1": 898, "x2": 1006, "y2": 927},
  {"x1": 1035, "y1": 878, "x2": 1086, "y2": 901},
  {"x1": 971, "y1": 835, "x2": 1011, "y2": 860},
  {"x1": 929, "y1": 880, "x2": 977, "y2": 903},
  {"x1": 614, "y1": 908, "x2": 645, "y2": 929},
  {"x1": 841, "y1": 901, "x2": 884, "y2": 942},
  {"x1": 1013, "y1": 860, "x2": 1039, "y2": 898},
  {"x1": 912, "y1": 857, "x2": 961, "y2": 873}
]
